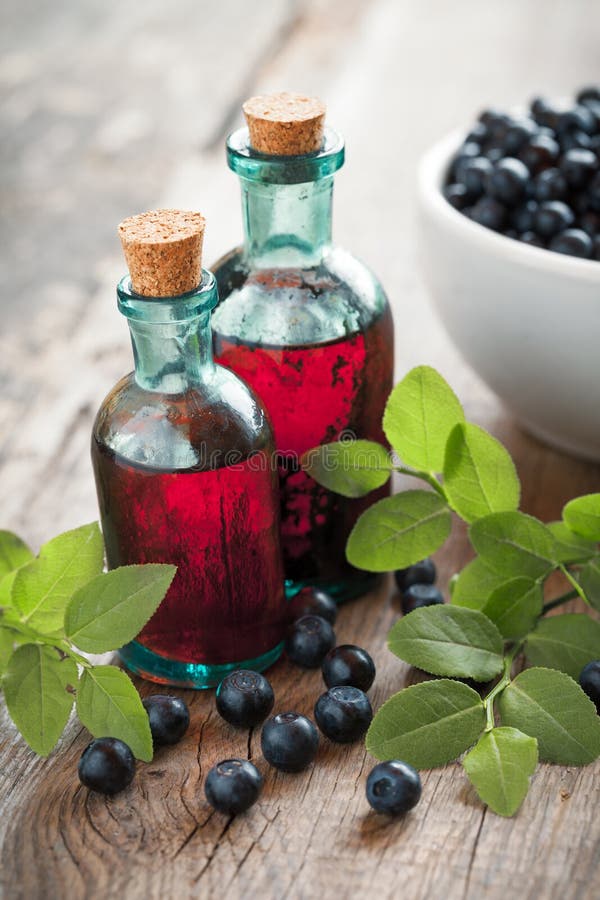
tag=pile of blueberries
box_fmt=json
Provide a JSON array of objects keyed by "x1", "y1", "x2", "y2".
[
  {"x1": 444, "y1": 85, "x2": 600, "y2": 259},
  {"x1": 76, "y1": 560, "x2": 600, "y2": 818}
]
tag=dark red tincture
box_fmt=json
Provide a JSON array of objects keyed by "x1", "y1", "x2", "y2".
[
  {"x1": 214, "y1": 307, "x2": 394, "y2": 587},
  {"x1": 92, "y1": 442, "x2": 284, "y2": 666}
]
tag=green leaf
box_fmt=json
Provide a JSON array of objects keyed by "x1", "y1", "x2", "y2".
[
  {"x1": 65, "y1": 564, "x2": 176, "y2": 653},
  {"x1": 387, "y1": 605, "x2": 504, "y2": 681},
  {"x1": 0, "y1": 570, "x2": 17, "y2": 607},
  {"x1": 469, "y1": 511, "x2": 557, "y2": 580},
  {"x1": 382, "y1": 366, "x2": 465, "y2": 473},
  {"x1": 463, "y1": 727, "x2": 538, "y2": 817},
  {"x1": 548, "y1": 522, "x2": 597, "y2": 564},
  {"x1": 0, "y1": 531, "x2": 33, "y2": 577},
  {"x1": 481, "y1": 578, "x2": 543, "y2": 639},
  {"x1": 563, "y1": 493, "x2": 600, "y2": 541},
  {"x1": 579, "y1": 558, "x2": 600, "y2": 611},
  {"x1": 443, "y1": 423, "x2": 520, "y2": 524},
  {"x1": 12, "y1": 523, "x2": 104, "y2": 634},
  {"x1": 498, "y1": 667, "x2": 600, "y2": 765},
  {"x1": 76, "y1": 666, "x2": 153, "y2": 761},
  {"x1": 450, "y1": 557, "x2": 507, "y2": 609},
  {"x1": 0, "y1": 628, "x2": 17, "y2": 675},
  {"x1": 366, "y1": 679, "x2": 485, "y2": 768},
  {"x1": 3, "y1": 644, "x2": 77, "y2": 756},
  {"x1": 301, "y1": 440, "x2": 391, "y2": 498},
  {"x1": 524, "y1": 614, "x2": 600, "y2": 679},
  {"x1": 346, "y1": 490, "x2": 452, "y2": 572}
]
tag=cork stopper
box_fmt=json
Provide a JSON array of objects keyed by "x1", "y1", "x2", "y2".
[
  {"x1": 243, "y1": 92, "x2": 326, "y2": 156},
  {"x1": 118, "y1": 209, "x2": 205, "y2": 297}
]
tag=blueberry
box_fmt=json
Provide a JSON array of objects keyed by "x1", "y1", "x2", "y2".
[
  {"x1": 484, "y1": 158, "x2": 529, "y2": 206},
  {"x1": 533, "y1": 168, "x2": 568, "y2": 203},
  {"x1": 594, "y1": 236, "x2": 600, "y2": 261},
  {"x1": 444, "y1": 183, "x2": 472, "y2": 210},
  {"x1": 484, "y1": 147, "x2": 504, "y2": 164},
  {"x1": 519, "y1": 231, "x2": 545, "y2": 248},
  {"x1": 286, "y1": 586, "x2": 337, "y2": 625},
  {"x1": 261, "y1": 712, "x2": 319, "y2": 772},
  {"x1": 314, "y1": 686, "x2": 372, "y2": 743},
  {"x1": 285, "y1": 615, "x2": 335, "y2": 668},
  {"x1": 78, "y1": 737, "x2": 135, "y2": 795},
  {"x1": 470, "y1": 196, "x2": 507, "y2": 231},
  {"x1": 549, "y1": 228, "x2": 593, "y2": 259},
  {"x1": 216, "y1": 670, "x2": 274, "y2": 728},
  {"x1": 402, "y1": 584, "x2": 444, "y2": 615},
  {"x1": 534, "y1": 201, "x2": 575, "y2": 238},
  {"x1": 577, "y1": 86, "x2": 600, "y2": 106},
  {"x1": 519, "y1": 134, "x2": 560, "y2": 173},
  {"x1": 204, "y1": 759, "x2": 263, "y2": 815},
  {"x1": 395, "y1": 558, "x2": 436, "y2": 592},
  {"x1": 529, "y1": 97, "x2": 561, "y2": 130},
  {"x1": 502, "y1": 118, "x2": 537, "y2": 155},
  {"x1": 578, "y1": 209, "x2": 600, "y2": 236},
  {"x1": 450, "y1": 141, "x2": 482, "y2": 181},
  {"x1": 366, "y1": 760, "x2": 422, "y2": 816},
  {"x1": 461, "y1": 157, "x2": 493, "y2": 197},
  {"x1": 511, "y1": 200, "x2": 538, "y2": 233},
  {"x1": 559, "y1": 129, "x2": 593, "y2": 152},
  {"x1": 143, "y1": 695, "x2": 190, "y2": 747},
  {"x1": 587, "y1": 171, "x2": 600, "y2": 212},
  {"x1": 322, "y1": 645, "x2": 376, "y2": 692},
  {"x1": 557, "y1": 105, "x2": 597, "y2": 136},
  {"x1": 579, "y1": 660, "x2": 600, "y2": 713},
  {"x1": 559, "y1": 148, "x2": 598, "y2": 189},
  {"x1": 466, "y1": 122, "x2": 488, "y2": 144}
]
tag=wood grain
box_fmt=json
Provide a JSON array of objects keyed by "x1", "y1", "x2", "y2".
[{"x1": 2, "y1": 0, "x2": 600, "y2": 898}]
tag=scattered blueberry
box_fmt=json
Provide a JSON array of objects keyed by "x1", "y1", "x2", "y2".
[
  {"x1": 322, "y1": 645, "x2": 376, "y2": 692},
  {"x1": 314, "y1": 686, "x2": 373, "y2": 743},
  {"x1": 78, "y1": 737, "x2": 135, "y2": 795},
  {"x1": 204, "y1": 759, "x2": 263, "y2": 815},
  {"x1": 579, "y1": 660, "x2": 600, "y2": 713},
  {"x1": 549, "y1": 228, "x2": 593, "y2": 259},
  {"x1": 285, "y1": 615, "x2": 335, "y2": 668},
  {"x1": 261, "y1": 712, "x2": 319, "y2": 772},
  {"x1": 286, "y1": 586, "x2": 337, "y2": 625},
  {"x1": 366, "y1": 760, "x2": 422, "y2": 816},
  {"x1": 216, "y1": 670, "x2": 274, "y2": 728},
  {"x1": 402, "y1": 583, "x2": 444, "y2": 615},
  {"x1": 395, "y1": 558, "x2": 436, "y2": 592},
  {"x1": 143, "y1": 695, "x2": 190, "y2": 747}
]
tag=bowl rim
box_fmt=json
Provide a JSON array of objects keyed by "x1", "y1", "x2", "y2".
[{"x1": 418, "y1": 128, "x2": 600, "y2": 281}]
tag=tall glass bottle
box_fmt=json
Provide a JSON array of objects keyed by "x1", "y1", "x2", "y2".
[
  {"x1": 92, "y1": 210, "x2": 285, "y2": 688},
  {"x1": 212, "y1": 93, "x2": 394, "y2": 602}
]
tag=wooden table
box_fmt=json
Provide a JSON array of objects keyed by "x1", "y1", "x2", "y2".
[{"x1": 2, "y1": 1, "x2": 600, "y2": 897}]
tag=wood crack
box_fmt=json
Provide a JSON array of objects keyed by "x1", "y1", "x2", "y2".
[{"x1": 462, "y1": 807, "x2": 487, "y2": 900}]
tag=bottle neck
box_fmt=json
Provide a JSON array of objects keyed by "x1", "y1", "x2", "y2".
[
  {"x1": 117, "y1": 272, "x2": 217, "y2": 394},
  {"x1": 241, "y1": 177, "x2": 334, "y2": 267}
]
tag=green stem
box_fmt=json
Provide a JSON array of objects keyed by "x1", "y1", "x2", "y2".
[
  {"x1": 542, "y1": 589, "x2": 578, "y2": 615},
  {"x1": 394, "y1": 466, "x2": 448, "y2": 501},
  {"x1": 483, "y1": 642, "x2": 523, "y2": 732},
  {"x1": 0, "y1": 615, "x2": 91, "y2": 668},
  {"x1": 559, "y1": 564, "x2": 588, "y2": 605}
]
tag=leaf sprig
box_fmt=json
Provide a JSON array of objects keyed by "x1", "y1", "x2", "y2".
[
  {"x1": 0, "y1": 523, "x2": 175, "y2": 760},
  {"x1": 303, "y1": 365, "x2": 600, "y2": 817}
]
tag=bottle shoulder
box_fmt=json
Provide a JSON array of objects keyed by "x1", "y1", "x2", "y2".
[
  {"x1": 211, "y1": 245, "x2": 391, "y2": 347},
  {"x1": 93, "y1": 367, "x2": 274, "y2": 470}
]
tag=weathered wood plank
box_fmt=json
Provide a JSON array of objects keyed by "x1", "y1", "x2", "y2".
[{"x1": 2, "y1": 0, "x2": 600, "y2": 898}]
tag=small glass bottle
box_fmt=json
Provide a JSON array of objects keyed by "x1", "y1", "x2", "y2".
[
  {"x1": 92, "y1": 210, "x2": 285, "y2": 688},
  {"x1": 212, "y1": 93, "x2": 394, "y2": 602}
]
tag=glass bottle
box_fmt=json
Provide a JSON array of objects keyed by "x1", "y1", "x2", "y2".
[
  {"x1": 212, "y1": 97, "x2": 394, "y2": 602},
  {"x1": 92, "y1": 211, "x2": 285, "y2": 688}
]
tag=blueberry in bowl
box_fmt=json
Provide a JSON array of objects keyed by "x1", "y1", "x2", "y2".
[{"x1": 418, "y1": 85, "x2": 600, "y2": 461}]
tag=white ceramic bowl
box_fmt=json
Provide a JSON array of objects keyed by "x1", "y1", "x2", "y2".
[{"x1": 418, "y1": 131, "x2": 600, "y2": 461}]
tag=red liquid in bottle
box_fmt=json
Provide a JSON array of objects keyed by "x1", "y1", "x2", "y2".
[
  {"x1": 214, "y1": 306, "x2": 394, "y2": 585},
  {"x1": 92, "y1": 440, "x2": 285, "y2": 666}
]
